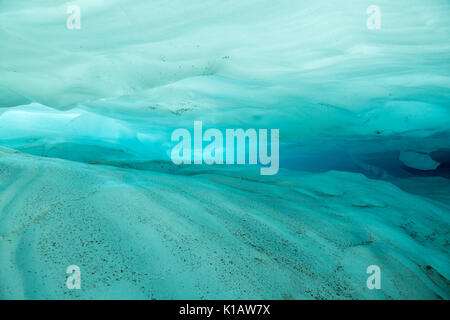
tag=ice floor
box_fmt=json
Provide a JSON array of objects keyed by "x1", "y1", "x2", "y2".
[{"x1": 0, "y1": 147, "x2": 448, "y2": 299}]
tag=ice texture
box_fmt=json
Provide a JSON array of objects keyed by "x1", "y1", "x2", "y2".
[
  {"x1": 1, "y1": 0, "x2": 449, "y2": 163},
  {"x1": 0, "y1": 0, "x2": 449, "y2": 299},
  {"x1": 400, "y1": 151, "x2": 440, "y2": 171},
  {"x1": 0, "y1": 147, "x2": 448, "y2": 299}
]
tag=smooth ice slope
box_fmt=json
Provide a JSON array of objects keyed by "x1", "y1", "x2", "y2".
[{"x1": 0, "y1": 147, "x2": 448, "y2": 299}]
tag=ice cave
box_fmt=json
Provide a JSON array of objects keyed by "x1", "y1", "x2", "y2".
[{"x1": 0, "y1": 0, "x2": 449, "y2": 300}]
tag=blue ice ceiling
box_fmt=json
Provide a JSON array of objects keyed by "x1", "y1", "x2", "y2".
[{"x1": 1, "y1": 0, "x2": 450, "y2": 176}]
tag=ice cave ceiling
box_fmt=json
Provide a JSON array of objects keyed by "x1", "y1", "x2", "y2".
[{"x1": 0, "y1": 0, "x2": 449, "y2": 175}]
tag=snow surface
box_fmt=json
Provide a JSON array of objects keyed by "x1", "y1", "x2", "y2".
[{"x1": 0, "y1": 147, "x2": 448, "y2": 299}]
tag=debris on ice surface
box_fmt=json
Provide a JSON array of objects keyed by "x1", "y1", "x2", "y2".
[{"x1": 0, "y1": 147, "x2": 448, "y2": 299}]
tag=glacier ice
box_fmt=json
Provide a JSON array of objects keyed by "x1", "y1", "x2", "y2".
[
  {"x1": 399, "y1": 151, "x2": 440, "y2": 171},
  {"x1": 0, "y1": 147, "x2": 449, "y2": 299},
  {"x1": 0, "y1": 0, "x2": 449, "y2": 300}
]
